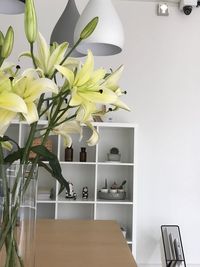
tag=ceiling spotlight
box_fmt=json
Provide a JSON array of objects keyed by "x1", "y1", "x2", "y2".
[{"x1": 157, "y1": 3, "x2": 169, "y2": 16}]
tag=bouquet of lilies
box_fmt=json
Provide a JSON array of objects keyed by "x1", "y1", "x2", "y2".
[{"x1": 0, "y1": 0, "x2": 130, "y2": 266}]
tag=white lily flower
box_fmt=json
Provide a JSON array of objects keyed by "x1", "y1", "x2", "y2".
[
  {"x1": 12, "y1": 69, "x2": 58, "y2": 124},
  {"x1": 0, "y1": 72, "x2": 28, "y2": 135},
  {"x1": 50, "y1": 120, "x2": 82, "y2": 148},
  {"x1": 101, "y1": 65, "x2": 131, "y2": 111},
  {"x1": 20, "y1": 32, "x2": 68, "y2": 77},
  {"x1": 55, "y1": 51, "x2": 118, "y2": 121}
]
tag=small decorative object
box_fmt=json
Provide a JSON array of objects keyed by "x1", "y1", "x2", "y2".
[
  {"x1": 110, "y1": 181, "x2": 118, "y2": 193},
  {"x1": 66, "y1": 182, "x2": 77, "y2": 200},
  {"x1": 101, "y1": 178, "x2": 108, "y2": 193},
  {"x1": 82, "y1": 186, "x2": 89, "y2": 199},
  {"x1": 98, "y1": 179, "x2": 127, "y2": 200},
  {"x1": 80, "y1": 147, "x2": 87, "y2": 162},
  {"x1": 118, "y1": 180, "x2": 127, "y2": 192},
  {"x1": 107, "y1": 147, "x2": 121, "y2": 161},
  {"x1": 65, "y1": 146, "x2": 73, "y2": 161}
]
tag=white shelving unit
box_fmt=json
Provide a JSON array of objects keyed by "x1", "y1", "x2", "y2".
[{"x1": 8, "y1": 121, "x2": 137, "y2": 254}]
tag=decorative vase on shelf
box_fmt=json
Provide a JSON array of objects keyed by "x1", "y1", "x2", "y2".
[{"x1": 0, "y1": 163, "x2": 38, "y2": 267}]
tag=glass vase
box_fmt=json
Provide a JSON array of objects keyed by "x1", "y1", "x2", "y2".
[{"x1": 0, "y1": 163, "x2": 38, "y2": 267}]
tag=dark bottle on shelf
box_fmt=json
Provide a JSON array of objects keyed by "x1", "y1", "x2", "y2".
[
  {"x1": 80, "y1": 147, "x2": 87, "y2": 162},
  {"x1": 65, "y1": 146, "x2": 73, "y2": 161}
]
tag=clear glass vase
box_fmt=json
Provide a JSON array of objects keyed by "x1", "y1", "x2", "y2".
[{"x1": 0, "y1": 164, "x2": 38, "y2": 267}]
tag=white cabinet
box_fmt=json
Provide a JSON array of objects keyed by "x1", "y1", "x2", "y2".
[{"x1": 9, "y1": 121, "x2": 137, "y2": 254}]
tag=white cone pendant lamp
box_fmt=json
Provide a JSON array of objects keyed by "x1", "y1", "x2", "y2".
[
  {"x1": 50, "y1": 0, "x2": 83, "y2": 57},
  {"x1": 74, "y1": 0, "x2": 124, "y2": 56},
  {"x1": 0, "y1": 0, "x2": 25, "y2": 14}
]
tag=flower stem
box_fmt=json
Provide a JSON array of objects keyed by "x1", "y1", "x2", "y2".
[{"x1": 30, "y1": 43, "x2": 37, "y2": 69}]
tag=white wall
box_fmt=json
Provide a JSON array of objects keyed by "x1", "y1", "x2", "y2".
[{"x1": 1, "y1": 0, "x2": 200, "y2": 266}]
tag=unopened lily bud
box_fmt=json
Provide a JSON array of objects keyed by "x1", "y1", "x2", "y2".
[
  {"x1": 80, "y1": 17, "x2": 99, "y2": 40},
  {"x1": 0, "y1": 31, "x2": 4, "y2": 47},
  {"x1": 24, "y1": 0, "x2": 38, "y2": 43},
  {"x1": 1, "y1": 26, "x2": 14, "y2": 58}
]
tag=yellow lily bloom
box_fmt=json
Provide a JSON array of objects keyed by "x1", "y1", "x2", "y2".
[
  {"x1": 12, "y1": 69, "x2": 58, "y2": 124},
  {"x1": 101, "y1": 65, "x2": 131, "y2": 111},
  {"x1": 20, "y1": 32, "x2": 68, "y2": 77},
  {"x1": 0, "y1": 71, "x2": 28, "y2": 136},
  {"x1": 55, "y1": 50, "x2": 118, "y2": 118}
]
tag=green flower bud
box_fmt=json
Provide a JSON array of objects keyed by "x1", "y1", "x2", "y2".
[
  {"x1": 80, "y1": 17, "x2": 99, "y2": 40},
  {"x1": 1, "y1": 26, "x2": 14, "y2": 59},
  {"x1": 24, "y1": 0, "x2": 38, "y2": 44},
  {"x1": 0, "y1": 31, "x2": 4, "y2": 47}
]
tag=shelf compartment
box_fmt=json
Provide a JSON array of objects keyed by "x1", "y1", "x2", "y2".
[
  {"x1": 98, "y1": 162, "x2": 134, "y2": 166},
  {"x1": 97, "y1": 126, "x2": 134, "y2": 163},
  {"x1": 59, "y1": 164, "x2": 95, "y2": 201},
  {"x1": 58, "y1": 197, "x2": 94, "y2": 204},
  {"x1": 96, "y1": 204, "x2": 133, "y2": 242},
  {"x1": 57, "y1": 203, "x2": 94, "y2": 219},
  {"x1": 97, "y1": 165, "x2": 134, "y2": 202},
  {"x1": 37, "y1": 203, "x2": 55, "y2": 219},
  {"x1": 6, "y1": 123, "x2": 20, "y2": 144},
  {"x1": 37, "y1": 166, "x2": 57, "y2": 201},
  {"x1": 60, "y1": 161, "x2": 96, "y2": 165},
  {"x1": 97, "y1": 200, "x2": 133, "y2": 205},
  {"x1": 59, "y1": 126, "x2": 96, "y2": 162},
  {"x1": 20, "y1": 124, "x2": 58, "y2": 156}
]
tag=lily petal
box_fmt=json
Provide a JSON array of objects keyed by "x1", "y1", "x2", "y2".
[
  {"x1": 55, "y1": 65, "x2": 75, "y2": 88},
  {"x1": 23, "y1": 102, "x2": 38, "y2": 124},
  {"x1": 112, "y1": 98, "x2": 131, "y2": 111},
  {"x1": 103, "y1": 65, "x2": 124, "y2": 92},
  {"x1": 0, "y1": 92, "x2": 27, "y2": 113},
  {"x1": 76, "y1": 101, "x2": 96, "y2": 122},
  {"x1": 74, "y1": 50, "x2": 94, "y2": 86},
  {"x1": 37, "y1": 32, "x2": 50, "y2": 73},
  {"x1": 0, "y1": 109, "x2": 16, "y2": 136},
  {"x1": 24, "y1": 78, "x2": 58, "y2": 102},
  {"x1": 78, "y1": 88, "x2": 117, "y2": 104},
  {"x1": 90, "y1": 68, "x2": 106, "y2": 85},
  {"x1": 85, "y1": 122, "x2": 99, "y2": 146},
  {"x1": 47, "y1": 42, "x2": 68, "y2": 76}
]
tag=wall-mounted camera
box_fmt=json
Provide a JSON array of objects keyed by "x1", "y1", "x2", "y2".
[{"x1": 179, "y1": 0, "x2": 200, "y2": 15}]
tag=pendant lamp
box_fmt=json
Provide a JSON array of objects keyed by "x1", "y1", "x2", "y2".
[
  {"x1": 0, "y1": 0, "x2": 25, "y2": 14},
  {"x1": 74, "y1": 0, "x2": 124, "y2": 56},
  {"x1": 50, "y1": 0, "x2": 83, "y2": 57}
]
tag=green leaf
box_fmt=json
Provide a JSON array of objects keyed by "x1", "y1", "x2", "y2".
[
  {"x1": 31, "y1": 145, "x2": 54, "y2": 160},
  {"x1": 80, "y1": 17, "x2": 99, "y2": 40},
  {"x1": 4, "y1": 148, "x2": 24, "y2": 164},
  {"x1": 31, "y1": 145, "x2": 69, "y2": 193}
]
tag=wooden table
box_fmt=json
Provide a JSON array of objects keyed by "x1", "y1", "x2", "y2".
[{"x1": 36, "y1": 220, "x2": 137, "y2": 267}]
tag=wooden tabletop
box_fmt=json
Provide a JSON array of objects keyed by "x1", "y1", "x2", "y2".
[{"x1": 35, "y1": 220, "x2": 137, "y2": 267}]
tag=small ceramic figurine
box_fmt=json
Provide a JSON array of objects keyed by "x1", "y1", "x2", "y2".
[
  {"x1": 107, "y1": 147, "x2": 121, "y2": 161},
  {"x1": 82, "y1": 186, "x2": 88, "y2": 199},
  {"x1": 66, "y1": 182, "x2": 77, "y2": 200}
]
